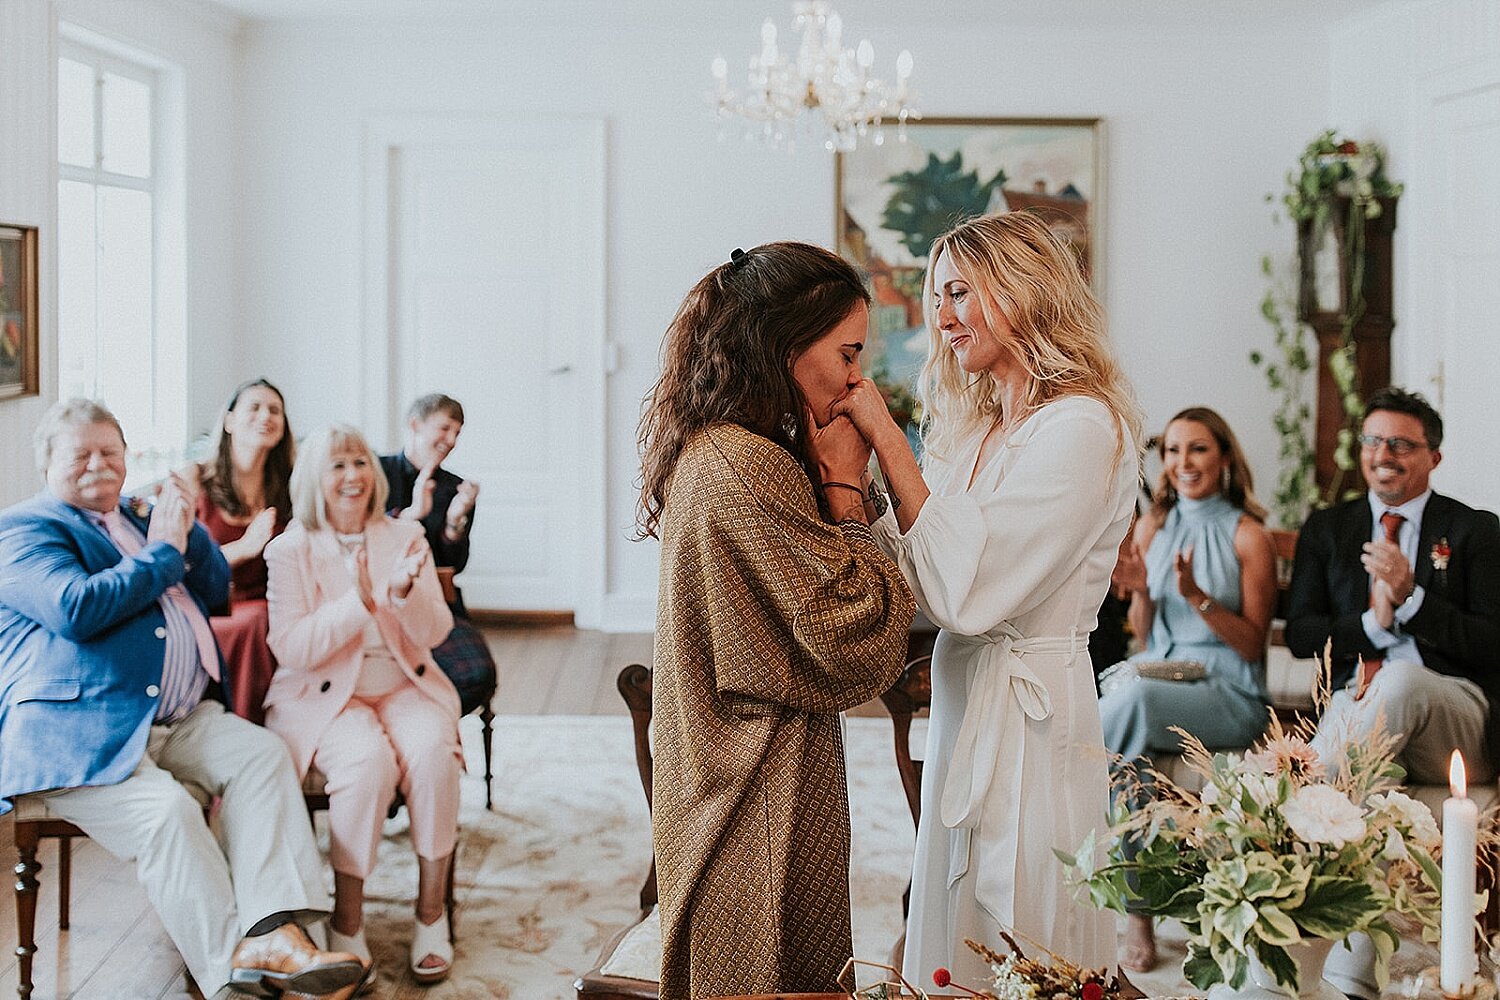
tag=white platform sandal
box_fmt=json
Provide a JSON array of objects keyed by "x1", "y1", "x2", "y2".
[
  {"x1": 328, "y1": 925, "x2": 376, "y2": 995},
  {"x1": 410, "y1": 912, "x2": 453, "y2": 985}
]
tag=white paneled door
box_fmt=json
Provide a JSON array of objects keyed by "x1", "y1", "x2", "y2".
[
  {"x1": 364, "y1": 117, "x2": 606, "y2": 617},
  {"x1": 1431, "y1": 83, "x2": 1500, "y2": 510}
]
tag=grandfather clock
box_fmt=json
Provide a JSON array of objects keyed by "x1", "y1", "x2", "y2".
[{"x1": 1297, "y1": 195, "x2": 1398, "y2": 496}]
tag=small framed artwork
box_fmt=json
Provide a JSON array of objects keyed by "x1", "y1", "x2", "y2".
[
  {"x1": 835, "y1": 117, "x2": 1103, "y2": 409},
  {"x1": 0, "y1": 224, "x2": 39, "y2": 401}
]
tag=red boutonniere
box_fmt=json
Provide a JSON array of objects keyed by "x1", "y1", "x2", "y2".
[{"x1": 1431, "y1": 539, "x2": 1451, "y2": 572}]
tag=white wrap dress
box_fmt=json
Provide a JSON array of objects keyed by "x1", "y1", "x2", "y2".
[{"x1": 871, "y1": 396, "x2": 1138, "y2": 983}]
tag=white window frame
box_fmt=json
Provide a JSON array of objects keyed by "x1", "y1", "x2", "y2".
[{"x1": 57, "y1": 28, "x2": 187, "y2": 488}]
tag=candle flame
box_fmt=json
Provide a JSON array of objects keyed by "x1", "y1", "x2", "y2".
[{"x1": 1450, "y1": 749, "x2": 1468, "y2": 798}]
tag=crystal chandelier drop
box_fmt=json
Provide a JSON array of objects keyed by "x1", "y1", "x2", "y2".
[{"x1": 710, "y1": 1, "x2": 919, "y2": 153}]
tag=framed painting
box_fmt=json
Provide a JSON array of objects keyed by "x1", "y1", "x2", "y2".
[
  {"x1": 835, "y1": 117, "x2": 1103, "y2": 412},
  {"x1": 0, "y1": 224, "x2": 39, "y2": 401}
]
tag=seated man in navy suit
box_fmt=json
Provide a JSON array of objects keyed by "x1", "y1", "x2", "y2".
[
  {"x1": 1286, "y1": 386, "x2": 1500, "y2": 1000},
  {"x1": 0, "y1": 399, "x2": 367, "y2": 1000}
]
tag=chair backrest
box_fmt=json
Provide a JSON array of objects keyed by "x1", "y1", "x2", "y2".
[
  {"x1": 617, "y1": 663, "x2": 657, "y2": 911},
  {"x1": 436, "y1": 566, "x2": 458, "y2": 604},
  {"x1": 1268, "y1": 528, "x2": 1299, "y2": 645}
]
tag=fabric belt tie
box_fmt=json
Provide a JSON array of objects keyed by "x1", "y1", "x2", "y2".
[{"x1": 940, "y1": 624, "x2": 1080, "y2": 830}]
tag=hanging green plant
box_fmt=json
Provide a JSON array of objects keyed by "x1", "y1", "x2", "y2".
[{"x1": 1251, "y1": 130, "x2": 1403, "y2": 526}]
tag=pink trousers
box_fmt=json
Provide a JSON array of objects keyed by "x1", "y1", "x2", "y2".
[{"x1": 311, "y1": 683, "x2": 461, "y2": 879}]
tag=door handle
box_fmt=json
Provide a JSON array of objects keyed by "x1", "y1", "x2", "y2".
[{"x1": 547, "y1": 364, "x2": 573, "y2": 375}]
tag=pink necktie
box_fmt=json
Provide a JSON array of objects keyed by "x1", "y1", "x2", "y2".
[
  {"x1": 1355, "y1": 510, "x2": 1405, "y2": 700},
  {"x1": 103, "y1": 510, "x2": 221, "y2": 682}
]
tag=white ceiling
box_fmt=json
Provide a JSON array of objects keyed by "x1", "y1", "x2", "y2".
[{"x1": 195, "y1": 0, "x2": 1397, "y2": 30}]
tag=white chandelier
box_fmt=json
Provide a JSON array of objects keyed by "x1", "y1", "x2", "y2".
[{"x1": 710, "y1": 1, "x2": 918, "y2": 153}]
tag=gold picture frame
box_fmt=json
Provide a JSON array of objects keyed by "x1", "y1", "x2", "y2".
[{"x1": 0, "y1": 224, "x2": 40, "y2": 401}]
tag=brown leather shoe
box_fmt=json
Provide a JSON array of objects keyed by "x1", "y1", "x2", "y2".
[
  {"x1": 277, "y1": 960, "x2": 374, "y2": 1000},
  {"x1": 226, "y1": 921, "x2": 366, "y2": 996}
]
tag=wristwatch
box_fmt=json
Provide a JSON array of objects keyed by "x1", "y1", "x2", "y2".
[{"x1": 1197, "y1": 596, "x2": 1215, "y2": 614}]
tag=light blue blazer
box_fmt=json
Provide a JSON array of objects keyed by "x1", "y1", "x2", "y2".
[{"x1": 0, "y1": 492, "x2": 229, "y2": 814}]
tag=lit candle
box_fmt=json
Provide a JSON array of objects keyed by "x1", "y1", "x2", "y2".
[{"x1": 1441, "y1": 749, "x2": 1479, "y2": 995}]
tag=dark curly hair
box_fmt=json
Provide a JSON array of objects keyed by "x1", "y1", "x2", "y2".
[
  {"x1": 636, "y1": 242, "x2": 870, "y2": 539},
  {"x1": 1363, "y1": 385, "x2": 1443, "y2": 449}
]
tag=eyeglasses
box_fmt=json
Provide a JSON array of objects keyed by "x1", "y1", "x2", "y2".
[{"x1": 1357, "y1": 434, "x2": 1428, "y2": 456}]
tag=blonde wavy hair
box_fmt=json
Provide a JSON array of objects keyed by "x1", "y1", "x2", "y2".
[{"x1": 916, "y1": 211, "x2": 1143, "y2": 469}]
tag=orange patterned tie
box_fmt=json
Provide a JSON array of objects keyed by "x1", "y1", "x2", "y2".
[{"x1": 1355, "y1": 510, "x2": 1406, "y2": 699}]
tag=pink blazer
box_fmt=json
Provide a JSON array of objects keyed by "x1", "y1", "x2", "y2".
[{"x1": 263, "y1": 516, "x2": 458, "y2": 777}]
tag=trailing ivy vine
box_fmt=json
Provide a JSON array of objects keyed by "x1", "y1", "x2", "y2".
[{"x1": 1251, "y1": 130, "x2": 1403, "y2": 527}]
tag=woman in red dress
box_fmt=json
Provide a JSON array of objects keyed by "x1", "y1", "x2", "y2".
[{"x1": 192, "y1": 378, "x2": 296, "y2": 723}]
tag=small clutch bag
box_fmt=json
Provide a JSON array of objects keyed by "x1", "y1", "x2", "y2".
[{"x1": 1098, "y1": 658, "x2": 1208, "y2": 697}]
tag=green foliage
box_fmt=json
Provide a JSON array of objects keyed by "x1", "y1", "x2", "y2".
[
  {"x1": 1253, "y1": 132, "x2": 1404, "y2": 523},
  {"x1": 1063, "y1": 726, "x2": 1442, "y2": 995},
  {"x1": 881, "y1": 151, "x2": 1006, "y2": 258}
]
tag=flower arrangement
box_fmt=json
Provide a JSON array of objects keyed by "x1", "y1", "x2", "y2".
[
  {"x1": 840, "y1": 931, "x2": 1125, "y2": 1000},
  {"x1": 1059, "y1": 717, "x2": 1445, "y2": 995}
]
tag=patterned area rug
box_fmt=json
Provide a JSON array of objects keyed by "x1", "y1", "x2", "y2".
[
  {"x1": 349, "y1": 714, "x2": 912, "y2": 998},
  {"x1": 352, "y1": 714, "x2": 1442, "y2": 999}
]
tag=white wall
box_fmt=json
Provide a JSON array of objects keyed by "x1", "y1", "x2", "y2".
[
  {"x1": 0, "y1": 1, "x2": 56, "y2": 507},
  {"x1": 1330, "y1": 0, "x2": 1500, "y2": 510},
  {"x1": 232, "y1": 8, "x2": 1336, "y2": 628}
]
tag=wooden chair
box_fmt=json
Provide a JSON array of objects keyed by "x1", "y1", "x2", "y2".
[
  {"x1": 575, "y1": 647, "x2": 934, "y2": 1000},
  {"x1": 10, "y1": 783, "x2": 211, "y2": 1000},
  {"x1": 435, "y1": 566, "x2": 498, "y2": 811}
]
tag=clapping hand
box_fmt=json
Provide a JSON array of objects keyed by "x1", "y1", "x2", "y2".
[
  {"x1": 445, "y1": 480, "x2": 479, "y2": 533},
  {"x1": 1175, "y1": 544, "x2": 1207, "y2": 605},
  {"x1": 354, "y1": 546, "x2": 376, "y2": 612},
  {"x1": 1111, "y1": 539, "x2": 1149, "y2": 597},
  {"x1": 1361, "y1": 539, "x2": 1413, "y2": 604},
  {"x1": 241, "y1": 507, "x2": 277, "y2": 558},
  {"x1": 146, "y1": 476, "x2": 193, "y2": 553},
  {"x1": 404, "y1": 461, "x2": 440, "y2": 521},
  {"x1": 389, "y1": 535, "x2": 430, "y2": 601}
]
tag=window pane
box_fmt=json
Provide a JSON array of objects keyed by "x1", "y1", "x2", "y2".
[
  {"x1": 58, "y1": 58, "x2": 95, "y2": 167},
  {"x1": 57, "y1": 180, "x2": 98, "y2": 400},
  {"x1": 96, "y1": 187, "x2": 153, "y2": 436},
  {"x1": 101, "y1": 72, "x2": 151, "y2": 178}
]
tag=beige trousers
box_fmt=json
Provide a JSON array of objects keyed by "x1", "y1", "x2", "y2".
[
  {"x1": 1314, "y1": 660, "x2": 1491, "y2": 999},
  {"x1": 37, "y1": 701, "x2": 329, "y2": 995}
]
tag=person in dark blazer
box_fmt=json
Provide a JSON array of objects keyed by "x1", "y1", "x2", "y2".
[
  {"x1": 1286, "y1": 386, "x2": 1500, "y2": 1000},
  {"x1": 0, "y1": 399, "x2": 367, "y2": 1000},
  {"x1": 380, "y1": 393, "x2": 497, "y2": 716}
]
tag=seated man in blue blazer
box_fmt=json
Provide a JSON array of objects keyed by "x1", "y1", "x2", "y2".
[
  {"x1": 0, "y1": 399, "x2": 367, "y2": 1000},
  {"x1": 1287, "y1": 386, "x2": 1500, "y2": 1000}
]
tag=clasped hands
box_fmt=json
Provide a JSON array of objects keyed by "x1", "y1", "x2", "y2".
[
  {"x1": 353, "y1": 535, "x2": 431, "y2": 612},
  {"x1": 145, "y1": 469, "x2": 200, "y2": 554},
  {"x1": 806, "y1": 378, "x2": 900, "y2": 485},
  {"x1": 1361, "y1": 539, "x2": 1414, "y2": 629}
]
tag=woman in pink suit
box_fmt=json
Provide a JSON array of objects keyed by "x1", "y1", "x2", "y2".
[{"x1": 265, "y1": 424, "x2": 462, "y2": 987}]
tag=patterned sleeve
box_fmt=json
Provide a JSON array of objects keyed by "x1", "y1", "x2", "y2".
[{"x1": 696, "y1": 430, "x2": 916, "y2": 714}]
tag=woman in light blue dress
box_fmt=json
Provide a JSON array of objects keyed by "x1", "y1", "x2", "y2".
[{"x1": 1099, "y1": 406, "x2": 1276, "y2": 972}]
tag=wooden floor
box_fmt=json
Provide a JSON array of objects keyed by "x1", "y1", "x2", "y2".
[{"x1": 0, "y1": 626, "x2": 660, "y2": 1000}]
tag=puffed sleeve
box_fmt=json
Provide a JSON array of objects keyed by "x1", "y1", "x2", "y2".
[
  {"x1": 688, "y1": 429, "x2": 916, "y2": 714},
  {"x1": 872, "y1": 401, "x2": 1130, "y2": 636}
]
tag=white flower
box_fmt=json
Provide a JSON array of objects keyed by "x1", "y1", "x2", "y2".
[
  {"x1": 1282, "y1": 785, "x2": 1366, "y2": 847},
  {"x1": 1369, "y1": 791, "x2": 1441, "y2": 849},
  {"x1": 1382, "y1": 826, "x2": 1410, "y2": 862}
]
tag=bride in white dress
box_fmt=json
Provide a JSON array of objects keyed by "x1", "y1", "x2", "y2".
[{"x1": 836, "y1": 212, "x2": 1143, "y2": 985}]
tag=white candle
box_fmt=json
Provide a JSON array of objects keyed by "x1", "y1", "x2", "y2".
[{"x1": 1442, "y1": 749, "x2": 1479, "y2": 995}]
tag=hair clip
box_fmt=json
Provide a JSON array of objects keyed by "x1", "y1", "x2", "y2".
[{"x1": 729, "y1": 247, "x2": 747, "y2": 267}]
